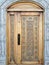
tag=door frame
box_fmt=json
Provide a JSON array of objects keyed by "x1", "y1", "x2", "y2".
[{"x1": 6, "y1": 2, "x2": 44, "y2": 65}]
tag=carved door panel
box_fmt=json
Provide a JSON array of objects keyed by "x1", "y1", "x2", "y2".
[
  {"x1": 7, "y1": 12, "x2": 43, "y2": 65},
  {"x1": 20, "y1": 12, "x2": 43, "y2": 64}
]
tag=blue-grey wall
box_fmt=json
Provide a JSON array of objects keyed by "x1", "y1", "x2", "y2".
[{"x1": 0, "y1": 0, "x2": 49, "y2": 65}]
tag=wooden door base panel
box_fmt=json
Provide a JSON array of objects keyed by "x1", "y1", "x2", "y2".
[
  {"x1": 9, "y1": 63, "x2": 16, "y2": 65},
  {"x1": 9, "y1": 63, "x2": 43, "y2": 65}
]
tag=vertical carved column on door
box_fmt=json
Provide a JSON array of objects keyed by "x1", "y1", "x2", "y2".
[
  {"x1": 10, "y1": 14, "x2": 14, "y2": 62},
  {"x1": 8, "y1": 12, "x2": 16, "y2": 65}
]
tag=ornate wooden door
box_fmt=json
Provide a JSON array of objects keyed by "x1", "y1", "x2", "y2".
[{"x1": 7, "y1": 12, "x2": 43, "y2": 65}]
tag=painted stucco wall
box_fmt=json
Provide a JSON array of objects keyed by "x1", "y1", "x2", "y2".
[{"x1": 0, "y1": 0, "x2": 49, "y2": 65}]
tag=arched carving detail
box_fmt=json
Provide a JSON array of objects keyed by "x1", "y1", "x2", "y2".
[{"x1": 7, "y1": 2, "x2": 44, "y2": 12}]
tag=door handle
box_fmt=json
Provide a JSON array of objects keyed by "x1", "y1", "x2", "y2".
[{"x1": 18, "y1": 34, "x2": 20, "y2": 45}]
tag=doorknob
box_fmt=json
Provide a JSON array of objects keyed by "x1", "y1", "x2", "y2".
[{"x1": 18, "y1": 34, "x2": 20, "y2": 45}]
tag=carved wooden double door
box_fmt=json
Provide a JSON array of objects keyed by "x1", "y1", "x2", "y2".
[{"x1": 7, "y1": 12, "x2": 43, "y2": 65}]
